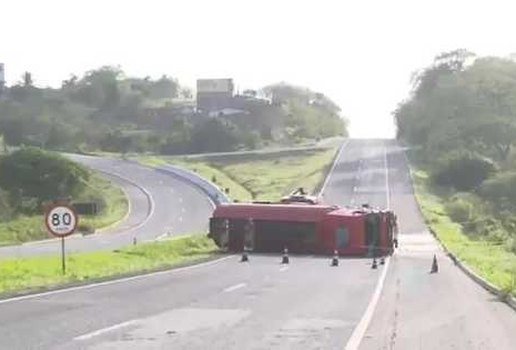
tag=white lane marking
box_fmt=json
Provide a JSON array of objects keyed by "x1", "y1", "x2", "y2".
[
  {"x1": 383, "y1": 146, "x2": 391, "y2": 209},
  {"x1": 223, "y1": 283, "x2": 247, "y2": 293},
  {"x1": 74, "y1": 320, "x2": 136, "y2": 341},
  {"x1": 181, "y1": 208, "x2": 186, "y2": 213},
  {"x1": 279, "y1": 266, "x2": 289, "y2": 272},
  {"x1": 353, "y1": 186, "x2": 357, "y2": 193},
  {"x1": 179, "y1": 216, "x2": 183, "y2": 222},
  {"x1": 179, "y1": 197, "x2": 183, "y2": 203},
  {"x1": 0, "y1": 255, "x2": 234, "y2": 305},
  {"x1": 344, "y1": 256, "x2": 391, "y2": 350},
  {"x1": 319, "y1": 140, "x2": 350, "y2": 195}
]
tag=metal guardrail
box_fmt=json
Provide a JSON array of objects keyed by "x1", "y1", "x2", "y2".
[{"x1": 156, "y1": 165, "x2": 230, "y2": 206}]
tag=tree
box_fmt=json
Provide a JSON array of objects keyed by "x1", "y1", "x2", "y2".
[
  {"x1": 396, "y1": 52, "x2": 516, "y2": 164},
  {"x1": 150, "y1": 75, "x2": 179, "y2": 99},
  {"x1": 432, "y1": 154, "x2": 495, "y2": 191},
  {"x1": 190, "y1": 119, "x2": 239, "y2": 153}
]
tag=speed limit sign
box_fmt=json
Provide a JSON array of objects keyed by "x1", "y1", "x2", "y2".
[{"x1": 45, "y1": 204, "x2": 78, "y2": 238}]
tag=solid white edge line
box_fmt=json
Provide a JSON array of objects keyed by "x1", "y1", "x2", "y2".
[
  {"x1": 319, "y1": 139, "x2": 350, "y2": 196},
  {"x1": 74, "y1": 320, "x2": 136, "y2": 341},
  {"x1": 0, "y1": 255, "x2": 234, "y2": 305},
  {"x1": 223, "y1": 282, "x2": 247, "y2": 293},
  {"x1": 344, "y1": 256, "x2": 391, "y2": 350},
  {"x1": 21, "y1": 168, "x2": 155, "y2": 247}
]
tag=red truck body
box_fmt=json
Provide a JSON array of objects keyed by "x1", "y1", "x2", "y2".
[{"x1": 209, "y1": 202, "x2": 397, "y2": 256}]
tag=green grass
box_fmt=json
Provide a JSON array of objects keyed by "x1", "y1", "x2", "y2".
[
  {"x1": 137, "y1": 156, "x2": 252, "y2": 201},
  {"x1": 0, "y1": 234, "x2": 218, "y2": 295},
  {"x1": 78, "y1": 173, "x2": 129, "y2": 231},
  {"x1": 212, "y1": 148, "x2": 337, "y2": 200},
  {"x1": 136, "y1": 147, "x2": 337, "y2": 201},
  {"x1": 0, "y1": 173, "x2": 128, "y2": 245},
  {"x1": 411, "y1": 168, "x2": 516, "y2": 296}
]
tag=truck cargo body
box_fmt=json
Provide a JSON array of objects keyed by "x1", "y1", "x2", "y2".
[{"x1": 209, "y1": 203, "x2": 396, "y2": 256}]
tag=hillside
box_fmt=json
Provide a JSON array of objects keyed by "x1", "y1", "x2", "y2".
[
  {"x1": 395, "y1": 49, "x2": 516, "y2": 292},
  {"x1": 0, "y1": 68, "x2": 348, "y2": 155}
]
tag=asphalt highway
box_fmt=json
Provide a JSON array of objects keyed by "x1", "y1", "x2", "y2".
[
  {"x1": 1, "y1": 140, "x2": 515, "y2": 349},
  {"x1": 0, "y1": 154, "x2": 214, "y2": 257},
  {"x1": 0, "y1": 139, "x2": 391, "y2": 349}
]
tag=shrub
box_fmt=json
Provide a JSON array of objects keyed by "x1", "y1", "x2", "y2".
[
  {"x1": 479, "y1": 171, "x2": 516, "y2": 207},
  {"x1": 444, "y1": 200, "x2": 471, "y2": 223},
  {"x1": 432, "y1": 154, "x2": 495, "y2": 190},
  {"x1": 0, "y1": 147, "x2": 90, "y2": 212}
]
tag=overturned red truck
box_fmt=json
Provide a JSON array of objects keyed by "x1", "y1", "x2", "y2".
[{"x1": 208, "y1": 195, "x2": 398, "y2": 256}]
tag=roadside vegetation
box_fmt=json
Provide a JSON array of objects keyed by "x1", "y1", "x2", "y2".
[
  {"x1": 411, "y1": 167, "x2": 516, "y2": 296},
  {"x1": 396, "y1": 49, "x2": 516, "y2": 295},
  {"x1": 0, "y1": 148, "x2": 128, "y2": 245},
  {"x1": 0, "y1": 235, "x2": 216, "y2": 295}
]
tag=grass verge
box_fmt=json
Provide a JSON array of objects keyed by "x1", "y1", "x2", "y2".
[
  {"x1": 0, "y1": 235, "x2": 218, "y2": 295},
  {"x1": 136, "y1": 147, "x2": 338, "y2": 201},
  {"x1": 137, "y1": 156, "x2": 252, "y2": 201},
  {"x1": 411, "y1": 168, "x2": 516, "y2": 297},
  {"x1": 0, "y1": 173, "x2": 128, "y2": 245}
]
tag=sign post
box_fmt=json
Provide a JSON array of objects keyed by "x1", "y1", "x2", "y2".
[{"x1": 45, "y1": 204, "x2": 78, "y2": 274}]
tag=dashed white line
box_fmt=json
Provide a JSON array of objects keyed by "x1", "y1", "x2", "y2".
[
  {"x1": 179, "y1": 197, "x2": 183, "y2": 203},
  {"x1": 319, "y1": 140, "x2": 350, "y2": 195},
  {"x1": 74, "y1": 320, "x2": 136, "y2": 341},
  {"x1": 279, "y1": 266, "x2": 289, "y2": 272},
  {"x1": 383, "y1": 147, "x2": 391, "y2": 209},
  {"x1": 179, "y1": 216, "x2": 183, "y2": 222},
  {"x1": 223, "y1": 283, "x2": 247, "y2": 293}
]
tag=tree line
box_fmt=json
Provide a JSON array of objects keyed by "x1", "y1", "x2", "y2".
[
  {"x1": 395, "y1": 49, "x2": 516, "y2": 252},
  {"x1": 0, "y1": 67, "x2": 348, "y2": 155}
]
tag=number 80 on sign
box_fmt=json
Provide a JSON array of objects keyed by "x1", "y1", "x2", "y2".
[{"x1": 45, "y1": 205, "x2": 78, "y2": 237}]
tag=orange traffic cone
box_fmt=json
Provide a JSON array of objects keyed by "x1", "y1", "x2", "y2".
[
  {"x1": 372, "y1": 257, "x2": 378, "y2": 269},
  {"x1": 241, "y1": 248, "x2": 249, "y2": 262},
  {"x1": 430, "y1": 254, "x2": 438, "y2": 273},
  {"x1": 331, "y1": 250, "x2": 339, "y2": 266},
  {"x1": 281, "y1": 247, "x2": 289, "y2": 264}
]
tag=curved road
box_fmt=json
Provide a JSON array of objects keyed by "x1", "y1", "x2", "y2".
[
  {"x1": 0, "y1": 140, "x2": 515, "y2": 349},
  {"x1": 0, "y1": 154, "x2": 214, "y2": 257}
]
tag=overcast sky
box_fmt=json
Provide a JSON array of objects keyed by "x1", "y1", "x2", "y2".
[{"x1": 2, "y1": 0, "x2": 515, "y2": 138}]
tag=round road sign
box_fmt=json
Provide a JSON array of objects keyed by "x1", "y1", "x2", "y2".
[{"x1": 45, "y1": 204, "x2": 78, "y2": 237}]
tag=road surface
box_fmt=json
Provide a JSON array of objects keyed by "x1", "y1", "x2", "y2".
[
  {"x1": 1, "y1": 140, "x2": 515, "y2": 349},
  {"x1": 0, "y1": 154, "x2": 213, "y2": 257},
  {"x1": 359, "y1": 142, "x2": 516, "y2": 349}
]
